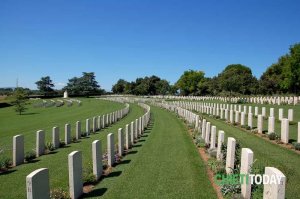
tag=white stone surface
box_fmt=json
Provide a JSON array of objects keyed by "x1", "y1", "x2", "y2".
[
  {"x1": 36, "y1": 130, "x2": 45, "y2": 157},
  {"x1": 68, "y1": 151, "x2": 83, "y2": 199},
  {"x1": 240, "y1": 148, "x2": 253, "y2": 199},
  {"x1": 217, "y1": 130, "x2": 224, "y2": 161},
  {"x1": 92, "y1": 140, "x2": 102, "y2": 180},
  {"x1": 26, "y1": 168, "x2": 50, "y2": 199},
  {"x1": 263, "y1": 167, "x2": 286, "y2": 199},
  {"x1": 52, "y1": 126, "x2": 60, "y2": 149},
  {"x1": 281, "y1": 118, "x2": 289, "y2": 144},
  {"x1": 13, "y1": 134, "x2": 24, "y2": 166},
  {"x1": 226, "y1": 137, "x2": 236, "y2": 174},
  {"x1": 107, "y1": 133, "x2": 114, "y2": 167}
]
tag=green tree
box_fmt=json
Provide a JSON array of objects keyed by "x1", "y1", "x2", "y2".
[
  {"x1": 11, "y1": 88, "x2": 28, "y2": 115},
  {"x1": 35, "y1": 76, "x2": 54, "y2": 96},
  {"x1": 155, "y1": 79, "x2": 171, "y2": 95},
  {"x1": 112, "y1": 79, "x2": 128, "y2": 94},
  {"x1": 175, "y1": 70, "x2": 206, "y2": 95},
  {"x1": 64, "y1": 72, "x2": 101, "y2": 96},
  {"x1": 217, "y1": 64, "x2": 257, "y2": 95}
]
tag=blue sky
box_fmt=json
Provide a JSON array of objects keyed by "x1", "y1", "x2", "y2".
[{"x1": 0, "y1": 0, "x2": 300, "y2": 91}]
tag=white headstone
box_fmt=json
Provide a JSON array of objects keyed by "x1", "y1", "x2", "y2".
[
  {"x1": 281, "y1": 118, "x2": 289, "y2": 144},
  {"x1": 26, "y1": 168, "x2": 50, "y2": 199},
  {"x1": 248, "y1": 113, "x2": 253, "y2": 129},
  {"x1": 118, "y1": 128, "x2": 124, "y2": 157},
  {"x1": 68, "y1": 151, "x2": 83, "y2": 199},
  {"x1": 205, "y1": 122, "x2": 211, "y2": 144},
  {"x1": 257, "y1": 115, "x2": 263, "y2": 134},
  {"x1": 217, "y1": 130, "x2": 225, "y2": 161},
  {"x1": 210, "y1": 126, "x2": 216, "y2": 149},
  {"x1": 36, "y1": 130, "x2": 45, "y2": 157},
  {"x1": 268, "y1": 117, "x2": 275, "y2": 134},
  {"x1": 107, "y1": 133, "x2": 114, "y2": 167},
  {"x1": 76, "y1": 121, "x2": 81, "y2": 140},
  {"x1": 226, "y1": 137, "x2": 236, "y2": 174},
  {"x1": 288, "y1": 109, "x2": 293, "y2": 121},
  {"x1": 263, "y1": 167, "x2": 286, "y2": 199},
  {"x1": 65, "y1": 124, "x2": 71, "y2": 144},
  {"x1": 52, "y1": 126, "x2": 60, "y2": 149},
  {"x1": 92, "y1": 140, "x2": 102, "y2": 180},
  {"x1": 240, "y1": 148, "x2": 253, "y2": 199},
  {"x1": 13, "y1": 134, "x2": 24, "y2": 166}
]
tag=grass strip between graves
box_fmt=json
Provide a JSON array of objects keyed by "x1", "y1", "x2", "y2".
[{"x1": 84, "y1": 105, "x2": 217, "y2": 199}]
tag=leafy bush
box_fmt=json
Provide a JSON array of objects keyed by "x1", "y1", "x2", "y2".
[
  {"x1": 83, "y1": 163, "x2": 97, "y2": 184},
  {"x1": 50, "y1": 188, "x2": 70, "y2": 199},
  {"x1": 45, "y1": 142, "x2": 55, "y2": 152},
  {"x1": 207, "y1": 158, "x2": 226, "y2": 175},
  {"x1": 250, "y1": 161, "x2": 264, "y2": 198},
  {"x1": 0, "y1": 156, "x2": 12, "y2": 170},
  {"x1": 59, "y1": 140, "x2": 66, "y2": 148},
  {"x1": 289, "y1": 121, "x2": 296, "y2": 125},
  {"x1": 71, "y1": 136, "x2": 77, "y2": 143},
  {"x1": 246, "y1": 126, "x2": 251, "y2": 130},
  {"x1": 194, "y1": 135, "x2": 206, "y2": 148},
  {"x1": 221, "y1": 184, "x2": 241, "y2": 196},
  {"x1": 268, "y1": 132, "x2": 279, "y2": 140},
  {"x1": 293, "y1": 142, "x2": 300, "y2": 150},
  {"x1": 25, "y1": 151, "x2": 36, "y2": 162}
]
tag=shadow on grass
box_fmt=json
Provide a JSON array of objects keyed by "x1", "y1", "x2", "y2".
[
  {"x1": 26, "y1": 159, "x2": 40, "y2": 164},
  {"x1": 0, "y1": 169, "x2": 17, "y2": 175},
  {"x1": 82, "y1": 188, "x2": 107, "y2": 198},
  {"x1": 118, "y1": 159, "x2": 131, "y2": 165},
  {"x1": 21, "y1": 112, "x2": 39, "y2": 115},
  {"x1": 138, "y1": 139, "x2": 146, "y2": 142},
  {"x1": 132, "y1": 144, "x2": 142, "y2": 148},
  {"x1": 105, "y1": 171, "x2": 122, "y2": 178},
  {"x1": 126, "y1": 150, "x2": 138, "y2": 155}
]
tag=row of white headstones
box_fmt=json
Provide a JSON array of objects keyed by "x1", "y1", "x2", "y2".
[
  {"x1": 155, "y1": 102, "x2": 286, "y2": 199},
  {"x1": 25, "y1": 103, "x2": 151, "y2": 199},
  {"x1": 172, "y1": 101, "x2": 299, "y2": 144},
  {"x1": 152, "y1": 95, "x2": 300, "y2": 106},
  {"x1": 13, "y1": 104, "x2": 130, "y2": 167}
]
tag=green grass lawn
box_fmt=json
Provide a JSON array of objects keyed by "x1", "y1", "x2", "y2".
[
  {"x1": 0, "y1": 101, "x2": 145, "y2": 199},
  {"x1": 0, "y1": 98, "x2": 125, "y2": 157},
  {"x1": 201, "y1": 114, "x2": 300, "y2": 199},
  {"x1": 84, "y1": 105, "x2": 217, "y2": 199}
]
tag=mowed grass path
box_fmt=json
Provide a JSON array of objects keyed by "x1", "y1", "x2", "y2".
[
  {"x1": 84, "y1": 105, "x2": 217, "y2": 199},
  {"x1": 0, "y1": 102, "x2": 145, "y2": 199},
  {"x1": 202, "y1": 115, "x2": 300, "y2": 199}
]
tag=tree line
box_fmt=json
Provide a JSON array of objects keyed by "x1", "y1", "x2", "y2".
[{"x1": 112, "y1": 43, "x2": 300, "y2": 96}]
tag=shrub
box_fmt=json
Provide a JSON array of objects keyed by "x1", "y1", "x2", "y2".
[
  {"x1": 0, "y1": 156, "x2": 12, "y2": 170},
  {"x1": 81, "y1": 132, "x2": 87, "y2": 138},
  {"x1": 45, "y1": 142, "x2": 55, "y2": 152},
  {"x1": 59, "y1": 140, "x2": 66, "y2": 148},
  {"x1": 246, "y1": 126, "x2": 251, "y2": 130},
  {"x1": 289, "y1": 121, "x2": 296, "y2": 125},
  {"x1": 50, "y1": 188, "x2": 70, "y2": 199},
  {"x1": 268, "y1": 132, "x2": 278, "y2": 140},
  {"x1": 194, "y1": 136, "x2": 206, "y2": 148},
  {"x1": 25, "y1": 151, "x2": 36, "y2": 162},
  {"x1": 293, "y1": 142, "x2": 300, "y2": 150},
  {"x1": 215, "y1": 116, "x2": 220, "y2": 119},
  {"x1": 83, "y1": 163, "x2": 97, "y2": 184},
  {"x1": 207, "y1": 148, "x2": 217, "y2": 158},
  {"x1": 207, "y1": 158, "x2": 226, "y2": 175},
  {"x1": 71, "y1": 136, "x2": 77, "y2": 143},
  {"x1": 241, "y1": 125, "x2": 247, "y2": 129}
]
